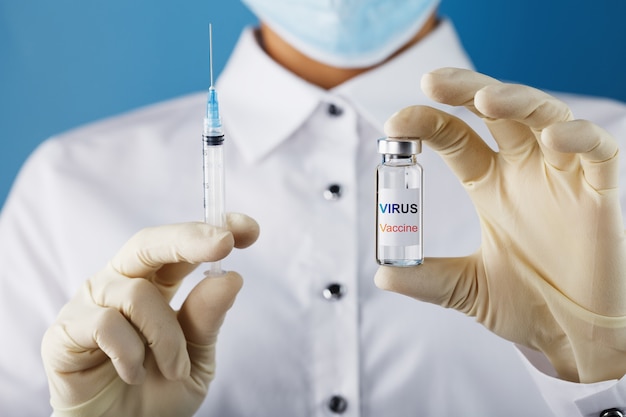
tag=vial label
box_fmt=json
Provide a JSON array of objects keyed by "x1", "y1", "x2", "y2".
[
  {"x1": 377, "y1": 188, "x2": 421, "y2": 246},
  {"x1": 376, "y1": 185, "x2": 423, "y2": 266}
]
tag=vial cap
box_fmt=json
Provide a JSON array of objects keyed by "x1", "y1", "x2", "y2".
[{"x1": 377, "y1": 138, "x2": 421, "y2": 156}]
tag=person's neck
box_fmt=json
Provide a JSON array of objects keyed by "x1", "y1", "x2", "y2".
[{"x1": 258, "y1": 13, "x2": 439, "y2": 90}]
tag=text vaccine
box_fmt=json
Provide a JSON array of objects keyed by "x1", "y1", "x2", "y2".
[{"x1": 376, "y1": 138, "x2": 423, "y2": 266}]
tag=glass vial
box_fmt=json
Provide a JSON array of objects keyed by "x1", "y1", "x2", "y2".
[{"x1": 376, "y1": 138, "x2": 423, "y2": 266}]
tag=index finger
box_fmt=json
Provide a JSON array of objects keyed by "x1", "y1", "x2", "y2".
[
  {"x1": 152, "y1": 213, "x2": 261, "y2": 292},
  {"x1": 111, "y1": 213, "x2": 260, "y2": 280},
  {"x1": 384, "y1": 105, "x2": 495, "y2": 185},
  {"x1": 110, "y1": 222, "x2": 234, "y2": 280},
  {"x1": 421, "y1": 67, "x2": 501, "y2": 116},
  {"x1": 422, "y1": 67, "x2": 576, "y2": 169}
]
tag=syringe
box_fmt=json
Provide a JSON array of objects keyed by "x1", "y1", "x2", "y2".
[{"x1": 203, "y1": 23, "x2": 225, "y2": 276}]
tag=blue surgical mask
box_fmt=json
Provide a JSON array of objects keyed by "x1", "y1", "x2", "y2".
[{"x1": 242, "y1": 0, "x2": 440, "y2": 68}]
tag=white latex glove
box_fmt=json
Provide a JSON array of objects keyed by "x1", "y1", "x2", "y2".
[
  {"x1": 375, "y1": 67, "x2": 626, "y2": 383},
  {"x1": 41, "y1": 213, "x2": 259, "y2": 417}
]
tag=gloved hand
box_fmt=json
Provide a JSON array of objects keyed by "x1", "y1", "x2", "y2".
[
  {"x1": 41, "y1": 213, "x2": 260, "y2": 417},
  {"x1": 375, "y1": 67, "x2": 626, "y2": 383}
]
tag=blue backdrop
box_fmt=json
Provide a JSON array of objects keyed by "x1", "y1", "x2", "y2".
[{"x1": 1, "y1": 0, "x2": 625, "y2": 208}]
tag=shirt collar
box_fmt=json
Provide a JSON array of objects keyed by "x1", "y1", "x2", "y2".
[
  {"x1": 217, "y1": 19, "x2": 474, "y2": 162},
  {"x1": 334, "y1": 19, "x2": 475, "y2": 130}
]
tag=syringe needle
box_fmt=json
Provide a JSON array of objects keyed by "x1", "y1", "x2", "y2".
[{"x1": 209, "y1": 23, "x2": 214, "y2": 88}]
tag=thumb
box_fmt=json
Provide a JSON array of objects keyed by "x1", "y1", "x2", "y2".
[
  {"x1": 374, "y1": 256, "x2": 481, "y2": 314},
  {"x1": 178, "y1": 271, "x2": 243, "y2": 347},
  {"x1": 177, "y1": 271, "x2": 243, "y2": 388}
]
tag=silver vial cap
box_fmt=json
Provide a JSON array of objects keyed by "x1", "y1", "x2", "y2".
[{"x1": 377, "y1": 138, "x2": 422, "y2": 156}]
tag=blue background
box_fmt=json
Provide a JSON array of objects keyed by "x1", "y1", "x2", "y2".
[{"x1": 1, "y1": 0, "x2": 625, "y2": 208}]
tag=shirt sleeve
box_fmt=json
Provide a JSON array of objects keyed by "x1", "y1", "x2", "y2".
[
  {"x1": 516, "y1": 346, "x2": 626, "y2": 416},
  {"x1": 0, "y1": 139, "x2": 73, "y2": 416}
]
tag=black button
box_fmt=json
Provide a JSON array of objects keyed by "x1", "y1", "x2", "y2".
[
  {"x1": 324, "y1": 184, "x2": 342, "y2": 200},
  {"x1": 600, "y1": 409, "x2": 625, "y2": 417},
  {"x1": 323, "y1": 283, "x2": 345, "y2": 300},
  {"x1": 327, "y1": 103, "x2": 343, "y2": 116},
  {"x1": 328, "y1": 395, "x2": 348, "y2": 414}
]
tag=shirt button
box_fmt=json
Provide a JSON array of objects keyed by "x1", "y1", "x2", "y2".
[
  {"x1": 323, "y1": 184, "x2": 342, "y2": 200},
  {"x1": 600, "y1": 409, "x2": 625, "y2": 417},
  {"x1": 322, "y1": 283, "x2": 345, "y2": 301},
  {"x1": 327, "y1": 103, "x2": 343, "y2": 116},
  {"x1": 328, "y1": 395, "x2": 348, "y2": 414}
]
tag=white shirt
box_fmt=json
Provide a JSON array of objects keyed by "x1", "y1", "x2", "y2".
[{"x1": 2, "y1": 20, "x2": 626, "y2": 417}]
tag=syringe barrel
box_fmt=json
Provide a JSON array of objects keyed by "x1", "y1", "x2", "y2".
[{"x1": 202, "y1": 139, "x2": 225, "y2": 228}]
